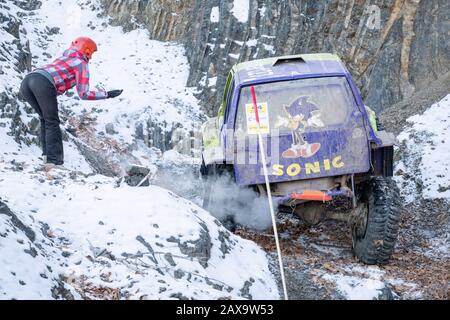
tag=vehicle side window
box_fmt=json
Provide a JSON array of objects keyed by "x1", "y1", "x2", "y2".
[
  {"x1": 218, "y1": 72, "x2": 234, "y2": 126},
  {"x1": 224, "y1": 79, "x2": 235, "y2": 125}
]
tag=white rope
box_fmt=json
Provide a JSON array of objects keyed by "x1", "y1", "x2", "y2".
[
  {"x1": 251, "y1": 86, "x2": 289, "y2": 300},
  {"x1": 257, "y1": 133, "x2": 289, "y2": 300}
]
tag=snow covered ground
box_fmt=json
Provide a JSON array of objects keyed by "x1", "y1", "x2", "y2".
[
  {"x1": 232, "y1": 0, "x2": 250, "y2": 23},
  {"x1": 0, "y1": 159, "x2": 278, "y2": 299},
  {"x1": 395, "y1": 94, "x2": 450, "y2": 202},
  {"x1": 0, "y1": 0, "x2": 279, "y2": 300},
  {"x1": 394, "y1": 93, "x2": 450, "y2": 265},
  {"x1": 326, "y1": 93, "x2": 450, "y2": 300}
]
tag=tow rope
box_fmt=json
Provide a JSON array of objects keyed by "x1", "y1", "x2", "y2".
[{"x1": 250, "y1": 86, "x2": 289, "y2": 300}]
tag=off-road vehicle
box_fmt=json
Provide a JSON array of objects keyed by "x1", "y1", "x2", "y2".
[{"x1": 201, "y1": 53, "x2": 400, "y2": 265}]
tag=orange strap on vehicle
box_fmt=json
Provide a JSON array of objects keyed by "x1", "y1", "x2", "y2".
[{"x1": 290, "y1": 190, "x2": 332, "y2": 201}]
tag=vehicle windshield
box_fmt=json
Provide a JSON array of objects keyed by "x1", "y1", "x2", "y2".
[{"x1": 235, "y1": 76, "x2": 356, "y2": 136}]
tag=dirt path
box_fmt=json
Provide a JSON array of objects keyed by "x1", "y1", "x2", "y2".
[{"x1": 236, "y1": 202, "x2": 450, "y2": 300}]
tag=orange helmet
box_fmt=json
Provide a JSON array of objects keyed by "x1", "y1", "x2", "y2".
[{"x1": 71, "y1": 36, "x2": 97, "y2": 59}]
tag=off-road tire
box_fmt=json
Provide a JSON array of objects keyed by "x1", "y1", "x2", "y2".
[{"x1": 352, "y1": 177, "x2": 401, "y2": 265}]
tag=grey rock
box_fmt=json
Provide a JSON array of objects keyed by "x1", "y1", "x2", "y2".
[
  {"x1": 52, "y1": 275, "x2": 75, "y2": 300},
  {"x1": 136, "y1": 235, "x2": 158, "y2": 264},
  {"x1": 126, "y1": 165, "x2": 150, "y2": 176},
  {"x1": 0, "y1": 200, "x2": 35, "y2": 242},
  {"x1": 376, "y1": 286, "x2": 396, "y2": 300},
  {"x1": 166, "y1": 222, "x2": 212, "y2": 268},
  {"x1": 125, "y1": 165, "x2": 151, "y2": 187},
  {"x1": 238, "y1": 280, "x2": 253, "y2": 300},
  {"x1": 217, "y1": 230, "x2": 231, "y2": 258},
  {"x1": 24, "y1": 246, "x2": 38, "y2": 258},
  {"x1": 169, "y1": 292, "x2": 190, "y2": 300},
  {"x1": 179, "y1": 222, "x2": 212, "y2": 268},
  {"x1": 69, "y1": 138, "x2": 119, "y2": 177},
  {"x1": 174, "y1": 269, "x2": 185, "y2": 279},
  {"x1": 159, "y1": 287, "x2": 167, "y2": 293},
  {"x1": 105, "y1": 123, "x2": 117, "y2": 135},
  {"x1": 164, "y1": 253, "x2": 177, "y2": 267},
  {"x1": 12, "y1": 0, "x2": 42, "y2": 11}
]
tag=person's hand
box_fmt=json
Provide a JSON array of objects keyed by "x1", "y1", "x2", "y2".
[{"x1": 107, "y1": 89, "x2": 123, "y2": 99}]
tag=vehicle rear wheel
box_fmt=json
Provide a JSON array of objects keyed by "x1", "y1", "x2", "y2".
[{"x1": 352, "y1": 177, "x2": 401, "y2": 265}]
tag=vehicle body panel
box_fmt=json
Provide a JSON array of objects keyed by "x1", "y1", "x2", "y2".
[{"x1": 202, "y1": 53, "x2": 391, "y2": 187}]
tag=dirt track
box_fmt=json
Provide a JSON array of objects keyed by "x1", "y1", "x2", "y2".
[{"x1": 236, "y1": 201, "x2": 450, "y2": 300}]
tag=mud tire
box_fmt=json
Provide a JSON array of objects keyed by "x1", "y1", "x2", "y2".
[{"x1": 352, "y1": 177, "x2": 401, "y2": 265}]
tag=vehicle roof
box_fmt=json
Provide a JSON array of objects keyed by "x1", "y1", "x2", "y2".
[{"x1": 232, "y1": 53, "x2": 349, "y2": 86}]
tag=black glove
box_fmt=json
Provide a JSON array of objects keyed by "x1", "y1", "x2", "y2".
[{"x1": 107, "y1": 89, "x2": 123, "y2": 99}]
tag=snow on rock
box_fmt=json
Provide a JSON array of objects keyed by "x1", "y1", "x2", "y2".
[
  {"x1": 231, "y1": 0, "x2": 250, "y2": 23},
  {"x1": 318, "y1": 263, "x2": 420, "y2": 300},
  {"x1": 396, "y1": 94, "x2": 450, "y2": 202},
  {"x1": 0, "y1": 162, "x2": 278, "y2": 299},
  {"x1": 322, "y1": 274, "x2": 386, "y2": 300},
  {"x1": 0, "y1": 4, "x2": 25, "y2": 91},
  {"x1": 17, "y1": 0, "x2": 202, "y2": 173},
  {"x1": 0, "y1": 200, "x2": 65, "y2": 299},
  {"x1": 210, "y1": 6, "x2": 220, "y2": 23}
]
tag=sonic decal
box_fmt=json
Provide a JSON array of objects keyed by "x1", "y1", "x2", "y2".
[
  {"x1": 271, "y1": 155, "x2": 345, "y2": 177},
  {"x1": 276, "y1": 96, "x2": 324, "y2": 159}
]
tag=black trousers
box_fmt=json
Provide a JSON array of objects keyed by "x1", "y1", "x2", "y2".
[{"x1": 19, "y1": 73, "x2": 64, "y2": 165}]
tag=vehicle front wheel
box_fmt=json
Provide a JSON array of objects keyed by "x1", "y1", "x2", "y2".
[{"x1": 352, "y1": 177, "x2": 401, "y2": 265}]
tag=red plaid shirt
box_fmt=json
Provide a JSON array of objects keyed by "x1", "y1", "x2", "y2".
[{"x1": 37, "y1": 48, "x2": 108, "y2": 100}]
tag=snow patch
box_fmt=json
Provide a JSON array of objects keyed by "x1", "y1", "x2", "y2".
[
  {"x1": 396, "y1": 94, "x2": 450, "y2": 201},
  {"x1": 263, "y1": 44, "x2": 275, "y2": 54},
  {"x1": 0, "y1": 164, "x2": 279, "y2": 299},
  {"x1": 246, "y1": 39, "x2": 258, "y2": 47},
  {"x1": 207, "y1": 76, "x2": 217, "y2": 87},
  {"x1": 210, "y1": 6, "x2": 219, "y2": 23},
  {"x1": 232, "y1": 0, "x2": 249, "y2": 23},
  {"x1": 259, "y1": 6, "x2": 267, "y2": 17},
  {"x1": 323, "y1": 274, "x2": 385, "y2": 300}
]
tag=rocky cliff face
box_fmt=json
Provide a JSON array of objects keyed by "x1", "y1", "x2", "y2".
[
  {"x1": 102, "y1": 0, "x2": 449, "y2": 115},
  {"x1": 0, "y1": 0, "x2": 39, "y2": 144},
  {"x1": 102, "y1": 0, "x2": 194, "y2": 39}
]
